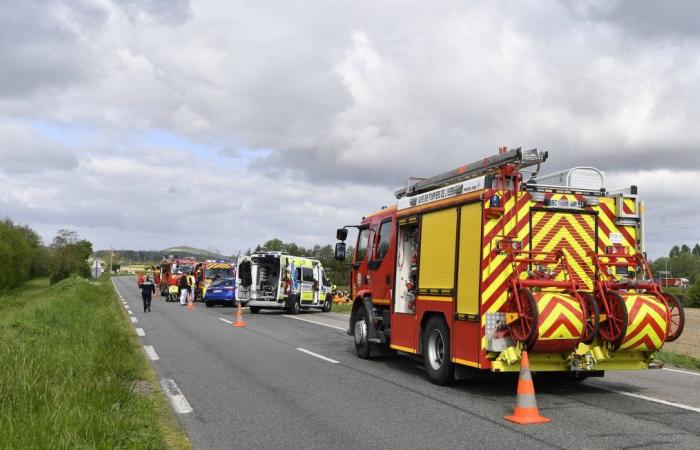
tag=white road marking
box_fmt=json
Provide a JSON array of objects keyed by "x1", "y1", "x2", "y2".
[
  {"x1": 160, "y1": 380, "x2": 193, "y2": 414},
  {"x1": 663, "y1": 367, "x2": 700, "y2": 377},
  {"x1": 135, "y1": 328, "x2": 145, "y2": 336},
  {"x1": 127, "y1": 310, "x2": 133, "y2": 315},
  {"x1": 606, "y1": 388, "x2": 700, "y2": 413},
  {"x1": 283, "y1": 315, "x2": 346, "y2": 331},
  {"x1": 130, "y1": 317, "x2": 138, "y2": 323},
  {"x1": 143, "y1": 345, "x2": 160, "y2": 361},
  {"x1": 296, "y1": 347, "x2": 339, "y2": 364},
  {"x1": 218, "y1": 318, "x2": 233, "y2": 324}
]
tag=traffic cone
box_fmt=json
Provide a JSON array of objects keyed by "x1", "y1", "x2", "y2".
[
  {"x1": 504, "y1": 351, "x2": 551, "y2": 425},
  {"x1": 233, "y1": 301, "x2": 246, "y2": 328},
  {"x1": 187, "y1": 292, "x2": 194, "y2": 310}
]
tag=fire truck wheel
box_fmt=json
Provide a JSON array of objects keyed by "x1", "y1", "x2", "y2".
[
  {"x1": 663, "y1": 293, "x2": 685, "y2": 342},
  {"x1": 249, "y1": 306, "x2": 260, "y2": 314},
  {"x1": 353, "y1": 307, "x2": 371, "y2": 359},
  {"x1": 423, "y1": 316, "x2": 454, "y2": 385}
]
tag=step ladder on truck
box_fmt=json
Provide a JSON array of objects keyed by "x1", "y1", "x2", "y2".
[{"x1": 334, "y1": 147, "x2": 684, "y2": 384}]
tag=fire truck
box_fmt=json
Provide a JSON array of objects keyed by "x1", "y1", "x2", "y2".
[
  {"x1": 334, "y1": 147, "x2": 685, "y2": 384},
  {"x1": 158, "y1": 256, "x2": 197, "y2": 301},
  {"x1": 193, "y1": 261, "x2": 235, "y2": 301}
]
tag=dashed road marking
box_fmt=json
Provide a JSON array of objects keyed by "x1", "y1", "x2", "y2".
[
  {"x1": 127, "y1": 310, "x2": 133, "y2": 315},
  {"x1": 663, "y1": 367, "x2": 700, "y2": 377},
  {"x1": 283, "y1": 315, "x2": 346, "y2": 331},
  {"x1": 130, "y1": 317, "x2": 138, "y2": 323},
  {"x1": 218, "y1": 318, "x2": 233, "y2": 324},
  {"x1": 160, "y1": 380, "x2": 193, "y2": 414},
  {"x1": 144, "y1": 345, "x2": 159, "y2": 361},
  {"x1": 296, "y1": 347, "x2": 339, "y2": 364},
  {"x1": 136, "y1": 328, "x2": 145, "y2": 336}
]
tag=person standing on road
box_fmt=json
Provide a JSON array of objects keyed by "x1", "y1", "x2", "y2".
[
  {"x1": 139, "y1": 276, "x2": 156, "y2": 312},
  {"x1": 188, "y1": 272, "x2": 196, "y2": 303},
  {"x1": 179, "y1": 273, "x2": 190, "y2": 305}
]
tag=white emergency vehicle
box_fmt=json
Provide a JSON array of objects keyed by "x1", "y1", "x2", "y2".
[{"x1": 236, "y1": 251, "x2": 334, "y2": 314}]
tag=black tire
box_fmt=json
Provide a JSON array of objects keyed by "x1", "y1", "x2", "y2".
[
  {"x1": 321, "y1": 296, "x2": 332, "y2": 313},
  {"x1": 353, "y1": 306, "x2": 371, "y2": 359},
  {"x1": 205, "y1": 302, "x2": 212, "y2": 308},
  {"x1": 249, "y1": 306, "x2": 260, "y2": 314},
  {"x1": 290, "y1": 295, "x2": 301, "y2": 315},
  {"x1": 423, "y1": 316, "x2": 454, "y2": 385}
]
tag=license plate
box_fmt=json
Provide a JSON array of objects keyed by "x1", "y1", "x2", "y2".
[{"x1": 213, "y1": 290, "x2": 222, "y2": 293}]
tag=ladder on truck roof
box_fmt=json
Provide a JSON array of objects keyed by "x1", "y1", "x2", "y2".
[{"x1": 394, "y1": 147, "x2": 548, "y2": 199}]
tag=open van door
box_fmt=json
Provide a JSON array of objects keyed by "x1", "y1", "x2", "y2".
[
  {"x1": 312, "y1": 262, "x2": 321, "y2": 305},
  {"x1": 237, "y1": 256, "x2": 252, "y2": 303}
]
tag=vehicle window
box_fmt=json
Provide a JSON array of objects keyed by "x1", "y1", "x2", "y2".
[
  {"x1": 375, "y1": 220, "x2": 392, "y2": 260},
  {"x1": 205, "y1": 268, "x2": 233, "y2": 278},
  {"x1": 322, "y1": 269, "x2": 329, "y2": 286},
  {"x1": 302, "y1": 267, "x2": 314, "y2": 282},
  {"x1": 356, "y1": 228, "x2": 370, "y2": 262},
  {"x1": 210, "y1": 278, "x2": 233, "y2": 287},
  {"x1": 173, "y1": 265, "x2": 192, "y2": 275}
]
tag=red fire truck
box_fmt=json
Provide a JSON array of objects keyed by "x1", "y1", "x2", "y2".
[
  {"x1": 158, "y1": 257, "x2": 197, "y2": 301},
  {"x1": 335, "y1": 147, "x2": 685, "y2": 384}
]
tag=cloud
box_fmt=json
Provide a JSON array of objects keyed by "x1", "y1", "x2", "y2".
[{"x1": 0, "y1": 0, "x2": 699, "y2": 258}]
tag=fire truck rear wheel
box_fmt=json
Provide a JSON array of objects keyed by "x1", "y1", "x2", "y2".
[
  {"x1": 423, "y1": 316, "x2": 454, "y2": 385},
  {"x1": 354, "y1": 307, "x2": 371, "y2": 359},
  {"x1": 249, "y1": 306, "x2": 260, "y2": 314}
]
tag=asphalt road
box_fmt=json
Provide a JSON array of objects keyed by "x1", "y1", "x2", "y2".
[{"x1": 113, "y1": 277, "x2": 700, "y2": 450}]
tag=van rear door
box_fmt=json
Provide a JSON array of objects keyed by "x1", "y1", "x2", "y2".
[{"x1": 236, "y1": 256, "x2": 252, "y2": 302}]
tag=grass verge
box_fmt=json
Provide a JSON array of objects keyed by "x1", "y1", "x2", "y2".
[
  {"x1": 0, "y1": 275, "x2": 191, "y2": 449},
  {"x1": 331, "y1": 302, "x2": 352, "y2": 314},
  {"x1": 657, "y1": 349, "x2": 700, "y2": 371}
]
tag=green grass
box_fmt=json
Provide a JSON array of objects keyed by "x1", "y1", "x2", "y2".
[
  {"x1": 657, "y1": 350, "x2": 700, "y2": 371},
  {"x1": 0, "y1": 275, "x2": 191, "y2": 449},
  {"x1": 331, "y1": 302, "x2": 353, "y2": 314}
]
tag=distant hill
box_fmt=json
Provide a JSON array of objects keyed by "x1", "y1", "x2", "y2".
[
  {"x1": 161, "y1": 246, "x2": 226, "y2": 259},
  {"x1": 94, "y1": 246, "x2": 228, "y2": 265}
]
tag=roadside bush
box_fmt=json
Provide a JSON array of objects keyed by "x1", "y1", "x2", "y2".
[
  {"x1": 0, "y1": 219, "x2": 45, "y2": 292},
  {"x1": 48, "y1": 229, "x2": 93, "y2": 284},
  {"x1": 687, "y1": 275, "x2": 700, "y2": 308}
]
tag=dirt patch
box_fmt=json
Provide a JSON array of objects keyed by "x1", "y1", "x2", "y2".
[
  {"x1": 131, "y1": 379, "x2": 153, "y2": 396},
  {"x1": 663, "y1": 308, "x2": 700, "y2": 359}
]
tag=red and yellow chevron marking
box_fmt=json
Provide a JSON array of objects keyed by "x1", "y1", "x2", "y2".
[
  {"x1": 535, "y1": 292, "x2": 584, "y2": 341},
  {"x1": 531, "y1": 210, "x2": 596, "y2": 291},
  {"x1": 205, "y1": 263, "x2": 232, "y2": 269},
  {"x1": 618, "y1": 294, "x2": 668, "y2": 351},
  {"x1": 595, "y1": 198, "x2": 637, "y2": 251}
]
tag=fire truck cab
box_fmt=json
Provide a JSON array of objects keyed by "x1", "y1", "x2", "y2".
[
  {"x1": 159, "y1": 257, "x2": 197, "y2": 301},
  {"x1": 336, "y1": 147, "x2": 685, "y2": 385},
  {"x1": 236, "y1": 251, "x2": 334, "y2": 314}
]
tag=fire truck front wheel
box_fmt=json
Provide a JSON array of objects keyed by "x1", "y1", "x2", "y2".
[
  {"x1": 353, "y1": 307, "x2": 371, "y2": 359},
  {"x1": 423, "y1": 316, "x2": 454, "y2": 385}
]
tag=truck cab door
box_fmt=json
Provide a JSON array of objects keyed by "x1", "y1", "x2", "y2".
[
  {"x1": 351, "y1": 225, "x2": 372, "y2": 300},
  {"x1": 236, "y1": 257, "x2": 252, "y2": 302},
  {"x1": 368, "y1": 218, "x2": 394, "y2": 305}
]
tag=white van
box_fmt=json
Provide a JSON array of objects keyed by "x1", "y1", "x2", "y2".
[{"x1": 236, "y1": 251, "x2": 334, "y2": 314}]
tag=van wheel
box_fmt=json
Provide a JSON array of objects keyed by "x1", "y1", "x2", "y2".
[
  {"x1": 249, "y1": 306, "x2": 260, "y2": 314},
  {"x1": 353, "y1": 307, "x2": 371, "y2": 359},
  {"x1": 205, "y1": 302, "x2": 212, "y2": 308},
  {"x1": 290, "y1": 296, "x2": 301, "y2": 315},
  {"x1": 423, "y1": 316, "x2": 454, "y2": 385},
  {"x1": 322, "y1": 297, "x2": 332, "y2": 313}
]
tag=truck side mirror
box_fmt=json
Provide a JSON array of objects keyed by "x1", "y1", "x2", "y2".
[
  {"x1": 335, "y1": 242, "x2": 347, "y2": 261},
  {"x1": 336, "y1": 228, "x2": 348, "y2": 241}
]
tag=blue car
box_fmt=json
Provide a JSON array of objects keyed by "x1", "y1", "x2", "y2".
[{"x1": 204, "y1": 278, "x2": 236, "y2": 307}]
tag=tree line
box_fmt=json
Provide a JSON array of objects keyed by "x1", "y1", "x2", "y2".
[{"x1": 0, "y1": 219, "x2": 93, "y2": 292}]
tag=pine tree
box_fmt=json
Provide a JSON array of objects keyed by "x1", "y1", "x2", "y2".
[
  {"x1": 669, "y1": 245, "x2": 681, "y2": 257},
  {"x1": 692, "y1": 244, "x2": 700, "y2": 256}
]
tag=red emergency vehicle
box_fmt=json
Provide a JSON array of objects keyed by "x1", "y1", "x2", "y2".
[
  {"x1": 158, "y1": 257, "x2": 197, "y2": 301},
  {"x1": 335, "y1": 147, "x2": 684, "y2": 384}
]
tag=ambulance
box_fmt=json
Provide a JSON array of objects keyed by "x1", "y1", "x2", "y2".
[
  {"x1": 236, "y1": 251, "x2": 334, "y2": 314},
  {"x1": 334, "y1": 147, "x2": 685, "y2": 384}
]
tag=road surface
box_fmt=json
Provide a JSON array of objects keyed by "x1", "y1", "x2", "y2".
[{"x1": 113, "y1": 277, "x2": 700, "y2": 449}]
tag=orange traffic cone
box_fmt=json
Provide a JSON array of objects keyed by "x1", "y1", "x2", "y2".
[
  {"x1": 187, "y1": 292, "x2": 194, "y2": 310},
  {"x1": 504, "y1": 351, "x2": 551, "y2": 425},
  {"x1": 233, "y1": 301, "x2": 246, "y2": 328}
]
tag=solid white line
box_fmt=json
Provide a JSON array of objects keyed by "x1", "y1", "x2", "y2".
[
  {"x1": 296, "y1": 347, "x2": 339, "y2": 364},
  {"x1": 130, "y1": 317, "x2": 138, "y2": 323},
  {"x1": 283, "y1": 315, "x2": 346, "y2": 331},
  {"x1": 218, "y1": 318, "x2": 233, "y2": 324},
  {"x1": 160, "y1": 380, "x2": 193, "y2": 414},
  {"x1": 606, "y1": 388, "x2": 700, "y2": 413},
  {"x1": 143, "y1": 345, "x2": 159, "y2": 361},
  {"x1": 135, "y1": 328, "x2": 145, "y2": 337},
  {"x1": 663, "y1": 367, "x2": 700, "y2": 377}
]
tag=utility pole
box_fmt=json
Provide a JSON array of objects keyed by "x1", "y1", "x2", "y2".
[{"x1": 109, "y1": 246, "x2": 113, "y2": 275}]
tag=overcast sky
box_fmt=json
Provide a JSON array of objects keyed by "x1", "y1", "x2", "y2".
[{"x1": 1, "y1": 0, "x2": 699, "y2": 258}]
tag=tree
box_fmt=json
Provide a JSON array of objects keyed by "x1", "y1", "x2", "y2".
[
  {"x1": 693, "y1": 244, "x2": 700, "y2": 256},
  {"x1": 669, "y1": 245, "x2": 681, "y2": 257},
  {"x1": 681, "y1": 244, "x2": 691, "y2": 254},
  {"x1": 688, "y1": 274, "x2": 700, "y2": 307},
  {"x1": 48, "y1": 229, "x2": 93, "y2": 284}
]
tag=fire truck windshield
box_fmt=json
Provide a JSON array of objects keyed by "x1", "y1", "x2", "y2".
[{"x1": 172, "y1": 265, "x2": 193, "y2": 274}]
